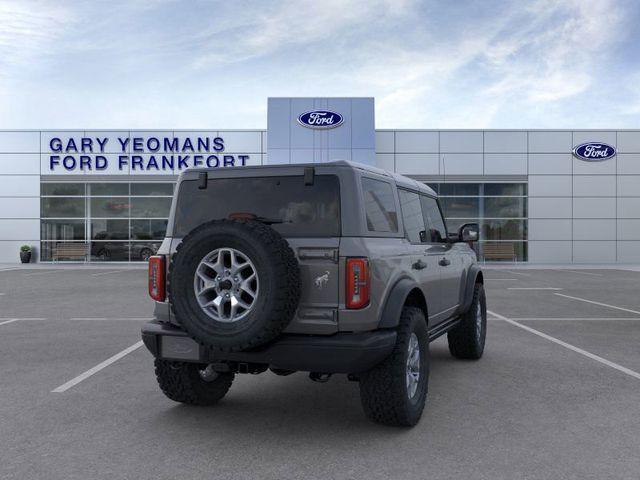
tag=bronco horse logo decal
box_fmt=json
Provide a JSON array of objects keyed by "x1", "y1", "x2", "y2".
[{"x1": 314, "y1": 271, "x2": 330, "y2": 290}]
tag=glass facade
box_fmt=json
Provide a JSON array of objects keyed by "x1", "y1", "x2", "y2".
[
  {"x1": 428, "y1": 183, "x2": 528, "y2": 262},
  {"x1": 40, "y1": 182, "x2": 173, "y2": 262},
  {"x1": 39, "y1": 179, "x2": 527, "y2": 263}
]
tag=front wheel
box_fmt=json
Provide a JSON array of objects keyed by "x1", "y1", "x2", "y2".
[
  {"x1": 154, "y1": 359, "x2": 234, "y2": 405},
  {"x1": 359, "y1": 306, "x2": 429, "y2": 427},
  {"x1": 447, "y1": 282, "x2": 486, "y2": 359}
]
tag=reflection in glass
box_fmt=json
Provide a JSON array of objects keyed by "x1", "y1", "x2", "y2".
[
  {"x1": 131, "y1": 242, "x2": 161, "y2": 261},
  {"x1": 484, "y1": 183, "x2": 527, "y2": 196},
  {"x1": 131, "y1": 183, "x2": 174, "y2": 196},
  {"x1": 362, "y1": 178, "x2": 398, "y2": 233},
  {"x1": 420, "y1": 196, "x2": 447, "y2": 242},
  {"x1": 41, "y1": 183, "x2": 85, "y2": 196},
  {"x1": 41, "y1": 198, "x2": 85, "y2": 217},
  {"x1": 131, "y1": 219, "x2": 168, "y2": 240},
  {"x1": 40, "y1": 180, "x2": 178, "y2": 262},
  {"x1": 398, "y1": 190, "x2": 425, "y2": 243},
  {"x1": 439, "y1": 183, "x2": 480, "y2": 196},
  {"x1": 91, "y1": 219, "x2": 128, "y2": 240},
  {"x1": 482, "y1": 220, "x2": 527, "y2": 240},
  {"x1": 89, "y1": 183, "x2": 128, "y2": 196},
  {"x1": 90, "y1": 197, "x2": 130, "y2": 218},
  {"x1": 484, "y1": 197, "x2": 527, "y2": 218},
  {"x1": 41, "y1": 220, "x2": 85, "y2": 241},
  {"x1": 130, "y1": 197, "x2": 172, "y2": 218},
  {"x1": 91, "y1": 242, "x2": 130, "y2": 261},
  {"x1": 441, "y1": 197, "x2": 479, "y2": 218}
]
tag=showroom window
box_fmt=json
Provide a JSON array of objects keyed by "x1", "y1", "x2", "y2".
[
  {"x1": 427, "y1": 183, "x2": 528, "y2": 262},
  {"x1": 40, "y1": 182, "x2": 174, "y2": 262}
]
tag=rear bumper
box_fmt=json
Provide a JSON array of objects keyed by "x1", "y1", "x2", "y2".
[{"x1": 141, "y1": 320, "x2": 396, "y2": 374}]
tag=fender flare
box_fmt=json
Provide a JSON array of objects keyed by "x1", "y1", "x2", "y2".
[
  {"x1": 377, "y1": 277, "x2": 425, "y2": 329},
  {"x1": 460, "y1": 265, "x2": 483, "y2": 314}
]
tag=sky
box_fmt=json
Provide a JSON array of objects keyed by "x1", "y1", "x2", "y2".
[{"x1": 0, "y1": 0, "x2": 639, "y2": 129}]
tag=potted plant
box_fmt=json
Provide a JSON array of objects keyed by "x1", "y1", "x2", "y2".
[{"x1": 20, "y1": 245, "x2": 32, "y2": 264}]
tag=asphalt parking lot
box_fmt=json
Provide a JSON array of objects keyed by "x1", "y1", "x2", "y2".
[{"x1": 1, "y1": 265, "x2": 639, "y2": 480}]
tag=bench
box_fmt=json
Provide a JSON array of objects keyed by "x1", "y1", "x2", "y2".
[
  {"x1": 53, "y1": 243, "x2": 89, "y2": 262},
  {"x1": 482, "y1": 242, "x2": 516, "y2": 262}
]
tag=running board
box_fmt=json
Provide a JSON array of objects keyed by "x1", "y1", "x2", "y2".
[{"x1": 427, "y1": 317, "x2": 461, "y2": 342}]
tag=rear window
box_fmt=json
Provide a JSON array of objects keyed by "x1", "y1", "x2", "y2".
[{"x1": 173, "y1": 175, "x2": 341, "y2": 237}]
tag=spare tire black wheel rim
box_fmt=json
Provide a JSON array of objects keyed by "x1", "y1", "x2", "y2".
[{"x1": 193, "y1": 247, "x2": 259, "y2": 323}]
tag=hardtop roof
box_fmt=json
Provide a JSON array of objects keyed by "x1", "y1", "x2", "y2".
[{"x1": 186, "y1": 160, "x2": 437, "y2": 196}]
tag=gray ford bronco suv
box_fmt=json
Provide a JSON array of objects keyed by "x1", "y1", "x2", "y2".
[{"x1": 142, "y1": 161, "x2": 486, "y2": 427}]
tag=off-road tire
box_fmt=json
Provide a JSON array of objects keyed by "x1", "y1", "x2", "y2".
[
  {"x1": 447, "y1": 282, "x2": 486, "y2": 359},
  {"x1": 359, "y1": 307, "x2": 429, "y2": 427},
  {"x1": 154, "y1": 359, "x2": 234, "y2": 405},
  {"x1": 169, "y1": 219, "x2": 300, "y2": 352}
]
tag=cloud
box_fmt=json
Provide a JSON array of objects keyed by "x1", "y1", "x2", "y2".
[
  {"x1": 0, "y1": 1, "x2": 74, "y2": 71},
  {"x1": 191, "y1": 0, "x2": 417, "y2": 67},
  {"x1": 0, "y1": 0, "x2": 636, "y2": 128}
]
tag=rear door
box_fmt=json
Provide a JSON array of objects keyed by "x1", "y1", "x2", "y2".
[{"x1": 171, "y1": 173, "x2": 343, "y2": 334}]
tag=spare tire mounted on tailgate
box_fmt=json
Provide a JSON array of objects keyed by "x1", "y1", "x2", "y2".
[{"x1": 169, "y1": 219, "x2": 301, "y2": 352}]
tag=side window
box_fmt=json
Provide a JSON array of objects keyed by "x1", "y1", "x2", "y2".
[
  {"x1": 361, "y1": 178, "x2": 398, "y2": 233},
  {"x1": 398, "y1": 189, "x2": 426, "y2": 243},
  {"x1": 420, "y1": 195, "x2": 448, "y2": 243}
]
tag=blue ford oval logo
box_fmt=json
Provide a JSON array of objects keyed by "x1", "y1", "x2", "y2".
[
  {"x1": 573, "y1": 142, "x2": 616, "y2": 162},
  {"x1": 297, "y1": 110, "x2": 344, "y2": 129}
]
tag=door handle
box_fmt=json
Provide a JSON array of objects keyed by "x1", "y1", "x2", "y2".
[
  {"x1": 412, "y1": 259, "x2": 427, "y2": 270},
  {"x1": 439, "y1": 257, "x2": 451, "y2": 267}
]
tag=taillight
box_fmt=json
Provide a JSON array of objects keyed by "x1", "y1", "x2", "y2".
[
  {"x1": 148, "y1": 255, "x2": 166, "y2": 302},
  {"x1": 346, "y1": 257, "x2": 370, "y2": 309}
]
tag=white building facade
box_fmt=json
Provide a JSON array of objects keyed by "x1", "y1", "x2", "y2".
[{"x1": 0, "y1": 98, "x2": 638, "y2": 264}]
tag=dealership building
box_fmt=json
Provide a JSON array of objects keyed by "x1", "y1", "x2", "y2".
[{"x1": 0, "y1": 97, "x2": 639, "y2": 264}]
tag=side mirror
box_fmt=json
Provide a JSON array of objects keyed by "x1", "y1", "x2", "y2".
[
  {"x1": 459, "y1": 223, "x2": 479, "y2": 243},
  {"x1": 419, "y1": 230, "x2": 427, "y2": 243}
]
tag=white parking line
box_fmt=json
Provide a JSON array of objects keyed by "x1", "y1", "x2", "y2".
[
  {"x1": 555, "y1": 269, "x2": 603, "y2": 277},
  {"x1": 69, "y1": 317, "x2": 153, "y2": 321},
  {"x1": 508, "y1": 287, "x2": 563, "y2": 290},
  {"x1": 505, "y1": 270, "x2": 533, "y2": 277},
  {"x1": 0, "y1": 318, "x2": 47, "y2": 325},
  {"x1": 23, "y1": 271, "x2": 58, "y2": 276},
  {"x1": 488, "y1": 310, "x2": 640, "y2": 380},
  {"x1": 486, "y1": 278, "x2": 519, "y2": 281},
  {"x1": 554, "y1": 293, "x2": 640, "y2": 315},
  {"x1": 503, "y1": 317, "x2": 640, "y2": 321},
  {"x1": 91, "y1": 270, "x2": 126, "y2": 277},
  {"x1": 51, "y1": 341, "x2": 144, "y2": 393},
  {"x1": 0, "y1": 267, "x2": 22, "y2": 272}
]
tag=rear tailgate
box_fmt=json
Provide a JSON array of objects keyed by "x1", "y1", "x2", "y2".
[{"x1": 284, "y1": 238, "x2": 340, "y2": 334}]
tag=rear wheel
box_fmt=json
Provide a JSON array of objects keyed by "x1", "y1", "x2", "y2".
[
  {"x1": 359, "y1": 306, "x2": 429, "y2": 427},
  {"x1": 154, "y1": 359, "x2": 234, "y2": 405},
  {"x1": 447, "y1": 283, "x2": 486, "y2": 359}
]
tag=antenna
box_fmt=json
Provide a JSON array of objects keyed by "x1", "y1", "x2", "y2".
[{"x1": 442, "y1": 154, "x2": 446, "y2": 185}]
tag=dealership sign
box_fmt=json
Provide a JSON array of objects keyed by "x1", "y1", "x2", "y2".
[
  {"x1": 297, "y1": 110, "x2": 344, "y2": 129},
  {"x1": 572, "y1": 142, "x2": 616, "y2": 162},
  {"x1": 46, "y1": 135, "x2": 250, "y2": 173}
]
